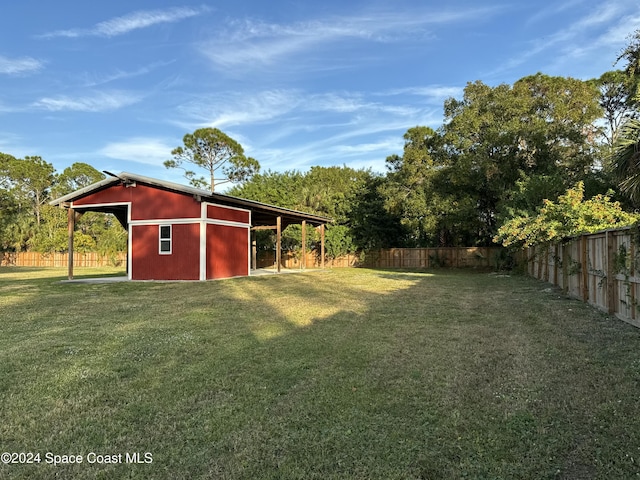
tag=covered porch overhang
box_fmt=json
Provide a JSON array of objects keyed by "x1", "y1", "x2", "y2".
[{"x1": 202, "y1": 195, "x2": 329, "y2": 274}]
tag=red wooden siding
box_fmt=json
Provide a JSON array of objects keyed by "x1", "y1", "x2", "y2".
[
  {"x1": 207, "y1": 204, "x2": 249, "y2": 224},
  {"x1": 73, "y1": 184, "x2": 133, "y2": 205},
  {"x1": 206, "y1": 224, "x2": 249, "y2": 279},
  {"x1": 73, "y1": 184, "x2": 200, "y2": 220},
  {"x1": 131, "y1": 185, "x2": 200, "y2": 220},
  {"x1": 131, "y1": 223, "x2": 200, "y2": 280},
  {"x1": 70, "y1": 182, "x2": 253, "y2": 280}
]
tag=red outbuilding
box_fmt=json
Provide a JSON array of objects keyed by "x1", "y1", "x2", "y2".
[{"x1": 50, "y1": 172, "x2": 330, "y2": 281}]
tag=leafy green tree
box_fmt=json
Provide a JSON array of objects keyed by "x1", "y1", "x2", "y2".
[
  {"x1": 4, "y1": 156, "x2": 55, "y2": 225},
  {"x1": 28, "y1": 204, "x2": 98, "y2": 253},
  {"x1": 494, "y1": 182, "x2": 638, "y2": 247},
  {"x1": 165, "y1": 128, "x2": 260, "y2": 191},
  {"x1": 443, "y1": 75, "x2": 601, "y2": 244},
  {"x1": 228, "y1": 170, "x2": 306, "y2": 209},
  {"x1": 0, "y1": 154, "x2": 55, "y2": 250},
  {"x1": 592, "y1": 70, "x2": 638, "y2": 148},
  {"x1": 617, "y1": 30, "x2": 640, "y2": 82},
  {"x1": 0, "y1": 153, "x2": 19, "y2": 250},
  {"x1": 348, "y1": 174, "x2": 407, "y2": 250},
  {"x1": 380, "y1": 126, "x2": 452, "y2": 246},
  {"x1": 230, "y1": 165, "x2": 378, "y2": 255},
  {"x1": 299, "y1": 166, "x2": 372, "y2": 223},
  {"x1": 54, "y1": 162, "x2": 105, "y2": 197},
  {"x1": 324, "y1": 225, "x2": 355, "y2": 259}
]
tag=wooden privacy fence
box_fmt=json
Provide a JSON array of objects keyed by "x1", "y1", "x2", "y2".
[
  {"x1": 1, "y1": 251, "x2": 355, "y2": 269},
  {"x1": 3, "y1": 248, "x2": 506, "y2": 270},
  {"x1": 256, "y1": 250, "x2": 358, "y2": 269},
  {"x1": 527, "y1": 226, "x2": 640, "y2": 328},
  {"x1": 363, "y1": 247, "x2": 507, "y2": 269},
  {"x1": 1, "y1": 251, "x2": 127, "y2": 268}
]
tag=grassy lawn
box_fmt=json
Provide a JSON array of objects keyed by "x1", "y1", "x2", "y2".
[{"x1": 1, "y1": 267, "x2": 640, "y2": 479}]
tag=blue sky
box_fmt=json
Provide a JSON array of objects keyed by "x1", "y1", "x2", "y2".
[{"x1": 1, "y1": 0, "x2": 639, "y2": 188}]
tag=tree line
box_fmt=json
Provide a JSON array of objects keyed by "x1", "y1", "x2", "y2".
[
  {"x1": 231, "y1": 30, "x2": 640, "y2": 254},
  {"x1": 0, "y1": 158, "x2": 126, "y2": 257},
  {"x1": 4, "y1": 30, "x2": 640, "y2": 259}
]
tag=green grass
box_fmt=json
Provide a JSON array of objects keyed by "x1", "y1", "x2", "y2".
[{"x1": 1, "y1": 267, "x2": 640, "y2": 479}]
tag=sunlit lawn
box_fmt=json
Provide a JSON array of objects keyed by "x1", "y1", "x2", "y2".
[{"x1": 1, "y1": 266, "x2": 640, "y2": 479}]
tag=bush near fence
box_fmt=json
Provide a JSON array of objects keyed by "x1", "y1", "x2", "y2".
[{"x1": 527, "y1": 226, "x2": 640, "y2": 328}]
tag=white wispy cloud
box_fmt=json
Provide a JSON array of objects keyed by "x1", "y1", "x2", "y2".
[
  {"x1": 250, "y1": 108, "x2": 441, "y2": 172},
  {"x1": 0, "y1": 55, "x2": 43, "y2": 75},
  {"x1": 99, "y1": 137, "x2": 175, "y2": 165},
  {"x1": 254, "y1": 132, "x2": 404, "y2": 172},
  {"x1": 185, "y1": 90, "x2": 302, "y2": 128},
  {"x1": 179, "y1": 89, "x2": 424, "y2": 131},
  {"x1": 80, "y1": 60, "x2": 176, "y2": 87},
  {"x1": 0, "y1": 132, "x2": 23, "y2": 150},
  {"x1": 524, "y1": 0, "x2": 586, "y2": 26},
  {"x1": 0, "y1": 100, "x2": 18, "y2": 113},
  {"x1": 496, "y1": 2, "x2": 634, "y2": 75},
  {"x1": 200, "y1": 7, "x2": 505, "y2": 70},
  {"x1": 384, "y1": 85, "x2": 464, "y2": 103},
  {"x1": 32, "y1": 91, "x2": 141, "y2": 112},
  {"x1": 40, "y1": 6, "x2": 209, "y2": 39}
]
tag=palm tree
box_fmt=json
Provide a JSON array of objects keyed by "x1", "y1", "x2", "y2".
[{"x1": 612, "y1": 117, "x2": 640, "y2": 205}]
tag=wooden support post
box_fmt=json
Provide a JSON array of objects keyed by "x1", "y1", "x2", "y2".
[
  {"x1": 607, "y1": 231, "x2": 616, "y2": 314},
  {"x1": 276, "y1": 216, "x2": 282, "y2": 273},
  {"x1": 301, "y1": 220, "x2": 306, "y2": 270},
  {"x1": 67, "y1": 207, "x2": 75, "y2": 280},
  {"x1": 320, "y1": 224, "x2": 325, "y2": 269},
  {"x1": 251, "y1": 225, "x2": 278, "y2": 231},
  {"x1": 251, "y1": 235, "x2": 257, "y2": 271}
]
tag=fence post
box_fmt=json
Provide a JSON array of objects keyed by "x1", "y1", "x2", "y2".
[
  {"x1": 607, "y1": 231, "x2": 616, "y2": 315},
  {"x1": 632, "y1": 235, "x2": 636, "y2": 321},
  {"x1": 544, "y1": 246, "x2": 550, "y2": 282},
  {"x1": 581, "y1": 235, "x2": 589, "y2": 302},
  {"x1": 562, "y1": 242, "x2": 568, "y2": 294},
  {"x1": 553, "y1": 244, "x2": 559, "y2": 286},
  {"x1": 537, "y1": 245, "x2": 543, "y2": 279}
]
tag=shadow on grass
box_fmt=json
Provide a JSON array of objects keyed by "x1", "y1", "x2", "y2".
[{"x1": 1, "y1": 269, "x2": 640, "y2": 479}]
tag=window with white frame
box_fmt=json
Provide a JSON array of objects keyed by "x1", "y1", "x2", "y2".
[{"x1": 159, "y1": 225, "x2": 172, "y2": 254}]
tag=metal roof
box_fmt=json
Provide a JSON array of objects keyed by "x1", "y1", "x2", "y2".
[{"x1": 50, "y1": 171, "x2": 332, "y2": 227}]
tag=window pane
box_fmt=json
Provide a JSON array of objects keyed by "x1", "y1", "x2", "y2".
[
  {"x1": 160, "y1": 240, "x2": 171, "y2": 252},
  {"x1": 160, "y1": 225, "x2": 171, "y2": 239}
]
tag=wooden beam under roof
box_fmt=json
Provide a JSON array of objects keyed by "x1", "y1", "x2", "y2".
[{"x1": 251, "y1": 225, "x2": 278, "y2": 231}]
